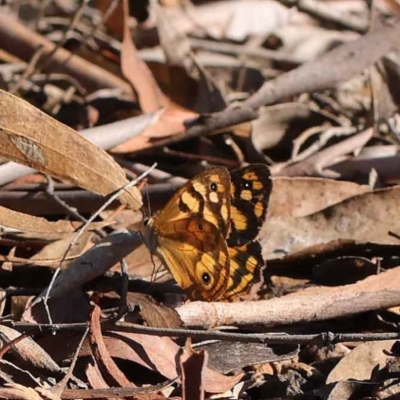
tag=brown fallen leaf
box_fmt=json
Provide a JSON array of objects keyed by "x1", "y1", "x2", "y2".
[
  {"x1": 89, "y1": 304, "x2": 134, "y2": 388},
  {"x1": 180, "y1": 340, "x2": 206, "y2": 400},
  {"x1": 0, "y1": 90, "x2": 142, "y2": 210},
  {"x1": 91, "y1": 328, "x2": 243, "y2": 393},
  {"x1": 126, "y1": 293, "x2": 182, "y2": 328},
  {"x1": 0, "y1": 205, "x2": 106, "y2": 240},
  {"x1": 327, "y1": 340, "x2": 397, "y2": 383},
  {"x1": 262, "y1": 185, "x2": 400, "y2": 256},
  {"x1": 110, "y1": 108, "x2": 197, "y2": 153},
  {"x1": 88, "y1": 306, "x2": 173, "y2": 400},
  {"x1": 0, "y1": 384, "x2": 50, "y2": 400},
  {"x1": 269, "y1": 177, "x2": 370, "y2": 218},
  {"x1": 29, "y1": 232, "x2": 94, "y2": 267},
  {"x1": 121, "y1": 0, "x2": 168, "y2": 112}
]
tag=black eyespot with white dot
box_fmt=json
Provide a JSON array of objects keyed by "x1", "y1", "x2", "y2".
[
  {"x1": 210, "y1": 182, "x2": 217, "y2": 191},
  {"x1": 243, "y1": 181, "x2": 251, "y2": 189},
  {"x1": 202, "y1": 272, "x2": 211, "y2": 284},
  {"x1": 197, "y1": 223, "x2": 203, "y2": 231}
]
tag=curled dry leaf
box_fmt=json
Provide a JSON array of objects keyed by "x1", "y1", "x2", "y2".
[
  {"x1": 0, "y1": 90, "x2": 142, "y2": 210},
  {"x1": 0, "y1": 290, "x2": 5, "y2": 317},
  {"x1": 126, "y1": 293, "x2": 182, "y2": 328},
  {"x1": 89, "y1": 304, "x2": 134, "y2": 388},
  {"x1": 180, "y1": 340, "x2": 207, "y2": 400}
]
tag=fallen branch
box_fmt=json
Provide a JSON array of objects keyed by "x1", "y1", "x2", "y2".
[{"x1": 177, "y1": 266, "x2": 400, "y2": 328}]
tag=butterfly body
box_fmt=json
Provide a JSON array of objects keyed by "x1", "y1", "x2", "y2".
[{"x1": 141, "y1": 164, "x2": 272, "y2": 302}]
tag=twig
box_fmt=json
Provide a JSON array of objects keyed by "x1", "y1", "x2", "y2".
[
  {"x1": 5, "y1": 320, "x2": 400, "y2": 345},
  {"x1": 276, "y1": 0, "x2": 368, "y2": 33},
  {"x1": 8, "y1": 45, "x2": 45, "y2": 94}
]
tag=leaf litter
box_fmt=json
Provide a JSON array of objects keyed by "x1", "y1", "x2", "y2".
[{"x1": 0, "y1": 1, "x2": 400, "y2": 399}]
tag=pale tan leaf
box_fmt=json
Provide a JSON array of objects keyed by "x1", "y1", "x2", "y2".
[
  {"x1": 263, "y1": 186, "x2": 400, "y2": 257},
  {"x1": 0, "y1": 90, "x2": 142, "y2": 210},
  {"x1": 0, "y1": 205, "x2": 106, "y2": 239},
  {"x1": 327, "y1": 340, "x2": 397, "y2": 383}
]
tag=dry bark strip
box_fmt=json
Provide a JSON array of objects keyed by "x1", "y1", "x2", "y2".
[
  {"x1": 177, "y1": 266, "x2": 400, "y2": 329},
  {"x1": 182, "y1": 15, "x2": 400, "y2": 139}
]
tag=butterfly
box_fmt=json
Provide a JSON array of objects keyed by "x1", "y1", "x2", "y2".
[{"x1": 140, "y1": 164, "x2": 272, "y2": 302}]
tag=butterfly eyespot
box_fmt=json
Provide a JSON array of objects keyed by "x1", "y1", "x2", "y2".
[
  {"x1": 243, "y1": 181, "x2": 251, "y2": 189},
  {"x1": 210, "y1": 182, "x2": 218, "y2": 192},
  {"x1": 197, "y1": 223, "x2": 203, "y2": 231},
  {"x1": 202, "y1": 272, "x2": 211, "y2": 284}
]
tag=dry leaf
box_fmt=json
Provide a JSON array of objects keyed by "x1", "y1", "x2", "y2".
[
  {"x1": 327, "y1": 340, "x2": 397, "y2": 383},
  {"x1": 269, "y1": 177, "x2": 370, "y2": 218},
  {"x1": 262, "y1": 185, "x2": 400, "y2": 257},
  {"x1": 121, "y1": 0, "x2": 168, "y2": 112},
  {"x1": 180, "y1": 340, "x2": 206, "y2": 400},
  {"x1": 0, "y1": 205, "x2": 106, "y2": 240},
  {"x1": 0, "y1": 90, "x2": 142, "y2": 209},
  {"x1": 126, "y1": 293, "x2": 182, "y2": 328}
]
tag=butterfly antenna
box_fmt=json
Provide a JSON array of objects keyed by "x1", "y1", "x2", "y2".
[{"x1": 145, "y1": 179, "x2": 152, "y2": 219}]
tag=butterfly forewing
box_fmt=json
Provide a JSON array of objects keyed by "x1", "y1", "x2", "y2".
[
  {"x1": 153, "y1": 167, "x2": 231, "y2": 236},
  {"x1": 216, "y1": 164, "x2": 272, "y2": 301},
  {"x1": 221, "y1": 242, "x2": 264, "y2": 301},
  {"x1": 227, "y1": 164, "x2": 272, "y2": 247}
]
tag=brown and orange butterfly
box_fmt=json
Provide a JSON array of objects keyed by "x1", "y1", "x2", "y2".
[{"x1": 141, "y1": 164, "x2": 272, "y2": 301}]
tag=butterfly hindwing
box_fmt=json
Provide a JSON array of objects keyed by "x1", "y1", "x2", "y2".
[
  {"x1": 142, "y1": 167, "x2": 232, "y2": 301},
  {"x1": 157, "y1": 218, "x2": 230, "y2": 301}
]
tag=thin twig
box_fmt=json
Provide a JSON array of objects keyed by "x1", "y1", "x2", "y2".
[{"x1": 5, "y1": 320, "x2": 400, "y2": 345}]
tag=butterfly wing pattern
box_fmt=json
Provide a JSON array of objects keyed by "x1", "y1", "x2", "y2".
[
  {"x1": 141, "y1": 164, "x2": 272, "y2": 301},
  {"x1": 223, "y1": 165, "x2": 272, "y2": 301}
]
